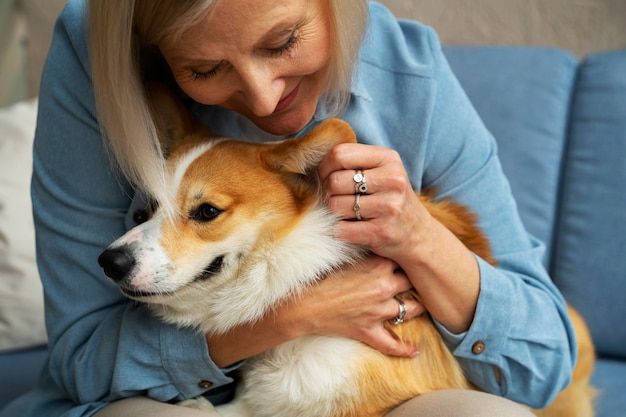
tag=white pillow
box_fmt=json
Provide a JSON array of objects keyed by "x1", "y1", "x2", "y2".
[{"x1": 0, "y1": 98, "x2": 47, "y2": 351}]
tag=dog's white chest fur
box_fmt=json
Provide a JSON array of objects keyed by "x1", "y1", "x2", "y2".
[
  {"x1": 235, "y1": 336, "x2": 364, "y2": 417},
  {"x1": 180, "y1": 336, "x2": 365, "y2": 417}
]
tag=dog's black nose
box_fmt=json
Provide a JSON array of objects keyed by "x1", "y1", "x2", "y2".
[{"x1": 98, "y1": 248, "x2": 136, "y2": 282}]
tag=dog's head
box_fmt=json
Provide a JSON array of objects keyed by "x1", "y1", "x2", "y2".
[{"x1": 98, "y1": 85, "x2": 360, "y2": 333}]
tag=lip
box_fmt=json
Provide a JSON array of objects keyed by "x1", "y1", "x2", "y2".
[{"x1": 274, "y1": 82, "x2": 300, "y2": 113}]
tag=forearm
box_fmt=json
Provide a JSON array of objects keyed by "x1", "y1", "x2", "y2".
[
  {"x1": 398, "y1": 215, "x2": 480, "y2": 334},
  {"x1": 206, "y1": 308, "x2": 298, "y2": 368},
  {"x1": 208, "y1": 257, "x2": 423, "y2": 367}
]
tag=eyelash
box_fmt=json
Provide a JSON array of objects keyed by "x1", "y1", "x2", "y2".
[
  {"x1": 191, "y1": 65, "x2": 222, "y2": 81},
  {"x1": 190, "y1": 33, "x2": 300, "y2": 81},
  {"x1": 268, "y1": 34, "x2": 300, "y2": 57}
]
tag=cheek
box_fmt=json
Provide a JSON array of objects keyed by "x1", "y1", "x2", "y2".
[
  {"x1": 299, "y1": 49, "x2": 330, "y2": 79},
  {"x1": 297, "y1": 25, "x2": 331, "y2": 76}
]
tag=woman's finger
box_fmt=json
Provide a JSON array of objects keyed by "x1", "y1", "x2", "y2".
[
  {"x1": 327, "y1": 193, "x2": 370, "y2": 220},
  {"x1": 324, "y1": 168, "x2": 379, "y2": 197},
  {"x1": 358, "y1": 324, "x2": 419, "y2": 358},
  {"x1": 319, "y1": 143, "x2": 374, "y2": 181}
]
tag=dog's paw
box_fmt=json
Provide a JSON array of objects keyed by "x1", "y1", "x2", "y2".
[{"x1": 178, "y1": 396, "x2": 218, "y2": 411}]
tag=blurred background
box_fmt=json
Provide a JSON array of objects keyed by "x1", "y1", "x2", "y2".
[{"x1": 1, "y1": 0, "x2": 626, "y2": 106}]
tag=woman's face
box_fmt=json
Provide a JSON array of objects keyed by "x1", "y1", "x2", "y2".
[{"x1": 160, "y1": 0, "x2": 332, "y2": 136}]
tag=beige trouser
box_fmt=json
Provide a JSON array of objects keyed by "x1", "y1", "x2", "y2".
[{"x1": 94, "y1": 390, "x2": 535, "y2": 417}]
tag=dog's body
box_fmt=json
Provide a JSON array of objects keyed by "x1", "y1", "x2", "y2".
[{"x1": 98, "y1": 87, "x2": 595, "y2": 417}]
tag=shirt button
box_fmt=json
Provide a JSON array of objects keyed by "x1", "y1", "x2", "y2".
[
  {"x1": 198, "y1": 380, "x2": 214, "y2": 389},
  {"x1": 472, "y1": 341, "x2": 486, "y2": 355}
]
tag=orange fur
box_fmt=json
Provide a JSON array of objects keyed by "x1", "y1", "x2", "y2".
[
  {"x1": 144, "y1": 85, "x2": 596, "y2": 417},
  {"x1": 330, "y1": 191, "x2": 597, "y2": 416}
]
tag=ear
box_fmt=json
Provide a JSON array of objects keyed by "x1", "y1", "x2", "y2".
[
  {"x1": 145, "y1": 83, "x2": 208, "y2": 154},
  {"x1": 264, "y1": 118, "x2": 357, "y2": 175}
]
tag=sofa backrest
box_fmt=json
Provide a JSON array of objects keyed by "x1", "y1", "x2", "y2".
[
  {"x1": 445, "y1": 46, "x2": 626, "y2": 360},
  {"x1": 444, "y1": 46, "x2": 578, "y2": 267},
  {"x1": 551, "y1": 51, "x2": 626, "y2": 360}
]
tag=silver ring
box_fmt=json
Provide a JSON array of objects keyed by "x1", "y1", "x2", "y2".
[
  {"x1": 353, "y1": 169, "x2": 368, "y2": 194},
  {"x1": 392, "y1": 298, "x2": 407, "y2": 325},
  {"x1": 354, "y1": 193, "x2": 362, "y2": 220}
]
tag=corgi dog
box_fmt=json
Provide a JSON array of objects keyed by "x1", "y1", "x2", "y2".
[{"x1": 98, "y1": 85, "x2": 595, "y2": 417}]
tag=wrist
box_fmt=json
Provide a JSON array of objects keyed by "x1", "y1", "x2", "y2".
[
  {"x1": 273, "y1": 295, "x2": 310, "y2": 340},
  {"x1": 397, "y1": 217, "x2": 480, "y2": 333},
  {"x1": 206, "y1": 299, "x2": 306, "y2": 368}
]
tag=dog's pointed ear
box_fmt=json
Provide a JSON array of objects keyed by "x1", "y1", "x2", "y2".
[
  {"x1": 146, "y1": 83, "x2": 208, "y2": 155},
  {"x1": 265, "y1": 118, "x2": 357, "y2": 175}
]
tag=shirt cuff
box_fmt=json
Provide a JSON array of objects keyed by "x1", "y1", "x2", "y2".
[
  {"x1": 159, "y1": 322, "x2": 242, "y2": 400},
  {"x1": 434, "y1": 256, "x2": 516, "y2": 395}
]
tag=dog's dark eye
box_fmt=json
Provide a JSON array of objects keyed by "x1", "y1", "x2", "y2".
[{"x1": 190, "y1": 203, "x2": 222, "y2": 222}]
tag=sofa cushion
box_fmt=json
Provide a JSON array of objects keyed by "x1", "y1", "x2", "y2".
[
  {"x1": 0, "y1": 99, "x2": 47, "y2": 352},
  {"x1": 591, "y1": 358, "x2": 626, "y2": 417},
  {"x1": 444, "y1": 47, "x2": 578, "y2": 266},
  {"x1": 0, "y1": 345, "x2": 48, "y2": 410},
  {"x1": 552, "y1": 50, "x2": 626, "y2": 359}
]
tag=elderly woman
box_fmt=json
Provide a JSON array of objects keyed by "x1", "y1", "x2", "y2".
[{"x1": 0, "y1": 0, "x2": 574, "y2": 416}]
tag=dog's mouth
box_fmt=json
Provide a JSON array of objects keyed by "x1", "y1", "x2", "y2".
[
  {"x1": 120, "y1": 255, "x2": 225, "y2": 299},
  {"x1": 193, "y1": 255, "x2": 225, "y2": 282},
  {"x1": 120, "y1": 287, "x2": 170, "y2": 299}
]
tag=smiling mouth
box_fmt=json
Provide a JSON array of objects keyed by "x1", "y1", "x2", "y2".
[
  {"x1": 274, "y1": 83, "x2": 300, "y2": 113},
  {"x1": 120, "y1": 255, "x2": 225, "y2": 299}
]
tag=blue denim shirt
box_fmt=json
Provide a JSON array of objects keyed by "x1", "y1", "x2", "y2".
[{"x1": 0, "y1": 1, "x2": 575, "y2": 416}]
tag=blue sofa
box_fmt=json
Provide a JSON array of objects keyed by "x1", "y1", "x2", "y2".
[{"x1": 1, "y1": 46, "x2": 625, "y2": 416}]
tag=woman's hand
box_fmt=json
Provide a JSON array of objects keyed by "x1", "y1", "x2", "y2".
[
  {"x1": 207, "y1": 256, "x2": 423, "y2": 367},
  {"x1": 318, "y1": 142, "x2": 481, "y2": 334},
  {"x1": 318, "y1": 143, "x2": 430, "y2": 263},
  {"x1": 293, "y1": 255, "x2": 423, "y2": 357}
]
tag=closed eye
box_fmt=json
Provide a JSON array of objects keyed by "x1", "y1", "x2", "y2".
[
  {"x1": 190, "y1": 32, "x2": 300, "y2": 81},
  {"x1": 265, "y1": 33, "x2": 299, "y2": 56},
  {"x1": 190, "y1": 203, "x2": 223, "y2": 222},
  {"x1": 191, "y1": 61, "x2": 227, "y2": 81}
]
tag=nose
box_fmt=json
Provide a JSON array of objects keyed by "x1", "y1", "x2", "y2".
[
  {"x1": 98, "y1": 247, "x2": 136, "y2": 283},
  {"x1": 238, "y1": 65, "x2": 284, "y2": 116}
]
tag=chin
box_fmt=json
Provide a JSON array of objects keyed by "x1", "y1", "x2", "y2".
[{"x1": 252, "y1": 110, "x2": 315, "y2": 136}]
